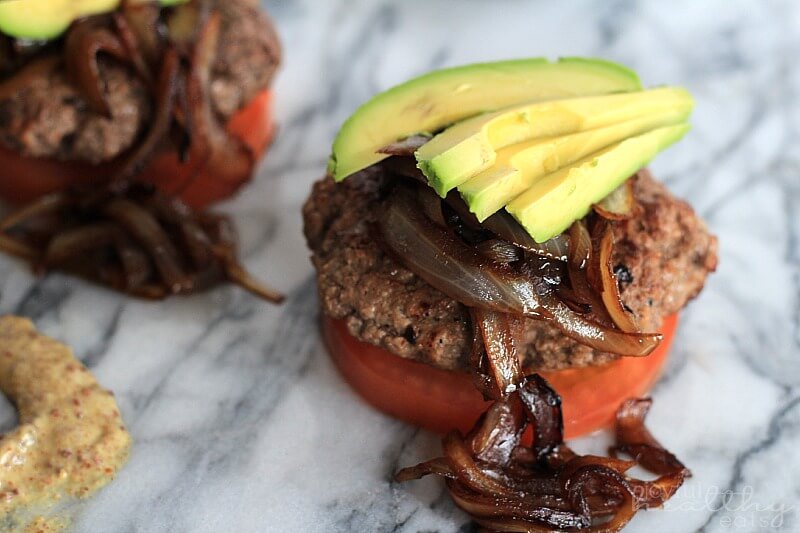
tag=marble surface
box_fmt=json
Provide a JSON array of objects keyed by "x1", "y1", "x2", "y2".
[{"x1": 0, "y1": 0, "x2": 798, "y2": 531}]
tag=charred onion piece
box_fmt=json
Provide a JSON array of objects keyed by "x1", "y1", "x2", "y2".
[
  {"x1": 518, "y1": 374, "x2": 563, "y2": 462},
  {"x1": 0, "y1": 185, "x2": 283, "y2": 303},
  {"x1": 396, "y1": 375, "x2": 690, "y2": 532},
  {"x1": 65, "y1": 20, "x2": 129, "y2": 116}
]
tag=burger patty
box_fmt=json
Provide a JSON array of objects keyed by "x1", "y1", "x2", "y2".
[
  {"x1": 0, "y1": 0, "x2": 280, "y2": 164},
  {"x1": 303, "y1": 168, "x2": 718, "y2": 372}
]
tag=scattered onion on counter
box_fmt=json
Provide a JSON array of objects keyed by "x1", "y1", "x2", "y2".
[
  {"x1": 396, "y1": 374, "x2": 690, "y2": 532},
  {"x1": 0, "y1": 182, "x2": 283, "y2": 302}
]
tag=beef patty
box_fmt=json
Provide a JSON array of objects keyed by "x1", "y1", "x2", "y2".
[
  {"x1": 0, "y1": 0, "x2": 280, "y2": 164},
  {"x1": 303, "y1": 168, "x2": 718, "y2": 372}
]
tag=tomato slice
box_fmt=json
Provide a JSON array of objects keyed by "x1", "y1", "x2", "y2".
[
  {"x1": 0, "y1": 90, "x2": 274, "y2": 209},
  {"x1": 322, "y1": 314, "x2": 677, "y2": 439}
]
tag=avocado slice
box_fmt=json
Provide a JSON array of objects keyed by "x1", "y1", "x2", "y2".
[
  {"x1": 506, "y1": 123, "x2": 690, "y2": 243},
  {"x1": 418, "y1": 87, "x2": 692, "y2": 196},
  {"x1": 330, "y1": 57, "x2": 642, "y2": 182},
  {"x1": 457, "y1": 107, "x2": 692, "y2": 221},
  {"x1": 0, "y1": 0, "x2": 187, "y2": 40}
]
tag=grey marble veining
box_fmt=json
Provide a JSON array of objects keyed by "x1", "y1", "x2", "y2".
[{"x1": 0, "y1": 0, "x2": 798, "y2": 531}]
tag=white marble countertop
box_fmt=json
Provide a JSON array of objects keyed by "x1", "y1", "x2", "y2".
[{"x1": 1, "y1": 0, "x2": 798, "y2": 531}]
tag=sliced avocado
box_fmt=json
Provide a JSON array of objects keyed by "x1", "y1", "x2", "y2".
[
  {"x1": 330, "y1": 57, "x2": 642, "y2": 182},
  {"x1": 418, "y1": 87, "x2": 692, "y2": 196},
  {"x1": 0, "y1": 0, "x2": 187, "y2": 40},
  {"x1": 506, "y1": 124, "x2": 690, "y2": 243},
  {"x1": 458, "y1": 107, "x2": 692, "y2": 221}
]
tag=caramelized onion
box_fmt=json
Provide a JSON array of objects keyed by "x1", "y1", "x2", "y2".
[
  {"x1": 176, "y1": 12, "x2": 254, "y2": 198},
  {"x1": 394, "y1": 457, "x2": 454, "y2": 482},
  {"x1": 112, "y1": 12, "x2": 154, "y2": 85},
  {"x1": 443, "y1": 191, "x2": 485, "y2": 232},
  {"x1": 476, "y1": 239, "x2": 523, "y2": 264},
  {"x1": 381, "y1": 157, "x2": 427, "y2": 183},
  {"x1": 104, "y1": 198, "x2": 191, "y2": 293},
  {"x1": 612, "y1": 399, "x2": 689, "y2": 477},
  {"x1": 539, "y1": 292, "x2": 662, "y2": 357},
  {"x1": 484, "y1": 212, "x2": 570, "y2": 262},
  {"x1": 378, "y1": 188, "x2": 547, "y2": 317},
  {"x1": 449, "y1": 480, "x2": 589, "y2": 531},
  {"x1": 112, "y1": 46, "x2": 179, "y2": 187},
  {"x1": 471, "y1": 309, "x2": 523, "y2": 398},
  {"x1": 611, "y1": 399, "x2": 690, "y2": 509},
  {"x1": 593, "y1": 222, "x2": 640, "y2": 333},
  {"x1": 381, "y1": 189, "x2": 662, "y2": 356},
  {"x1": 44, "y1": 223, "x2": 119, "y2": 266},
  {"x1": 397, "y1": 375, "x2": 689, "y2": 532},
  {"x1": 0, "y1": 193, "x2": 67, "y2": 231},
  {"x1": 566, "y1": 220, "x2": 616, "y2": 326},
  {"x1": 0, "y1": 184, "x2": 283, "y2": 302},
  {"x1": 416, "y1": 186, "x2": 446, "y2": 227},
  {"x1": 441, "y1": 430, "x2": 521, "y2": 498},
  {"x1": 65, "y1": 20, "x2": 129, "y2": 116},
  {"x1": 518, "y1": 374, "x2": 563, "y2": 461},
  {"x1": 567, "y1": 465, "x2": 638, "y2": 531},
  {"x1": 568, "y1": 220, "x2": 592, "y2": 270},
  {"x1": 468, "y1": 395, "x2": 525, "y2": 466}
]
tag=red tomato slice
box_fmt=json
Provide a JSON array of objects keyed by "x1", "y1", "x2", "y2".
[
  {"x1": 322, "y1": 314, "x2": 677, "y2": 439},
  {"x1": 0, "y1": 90, "x2": 274, "y2": 209}
]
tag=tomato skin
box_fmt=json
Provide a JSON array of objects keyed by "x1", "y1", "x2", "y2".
[
  {"x1": 322, "y1": 314, "x2": 677, "y2": 439},
  {"x1": 0, "y1": 90, "x2": 274, "y2": 209}
]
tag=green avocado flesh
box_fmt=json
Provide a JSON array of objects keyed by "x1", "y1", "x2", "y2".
[
  {"x1": 330, "y1": 57, "x2": 642, "y2": 182},
  {"x1": 0, "y1": 0, "x2": 187, "y2": 40},
  {"x1": 506, "y1": 124, "x2": 690, "y2": 242},
  {"x1": 457, "y1": 107, "x2": 692, "y2": 221},
  {"x1": 418, "y1": 87, "x2": 692, "y2": 197}
]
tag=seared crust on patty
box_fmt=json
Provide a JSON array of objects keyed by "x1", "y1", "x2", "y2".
[
  {"x1": 303, "y1": 169, "x2": 718, "y2": 372},
  {"x1": 0, "y1": 0, "x2": 280, "y2": 164}
]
